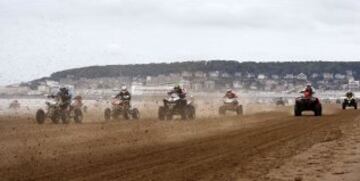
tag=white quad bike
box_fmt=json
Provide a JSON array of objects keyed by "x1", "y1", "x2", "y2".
[
  {"x1": 158, "y1": 93, "x2": 196, "y2": 120},
  {"x1": 342, "y1": 94, "x2": 357, "y2": 110},
  {"x1": 219, "y1": 98, "x2": 243, "y2": 116}
]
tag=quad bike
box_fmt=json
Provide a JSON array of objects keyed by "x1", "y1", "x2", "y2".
[
  {"x1": 294, "y1": 92, "x2": 322, "y2": 116},
  {"x1": 104, "y1": 97, "x2": 140, "y2": 121},
  {"x1": 158, "y1": 93, "x2": 196, "y2": 120},
  {"x1": 218, "y1": 98, "x2": 243, "y2": 115},
  {"x1": 275, "y1": 97, "x2": 287, "y2": 106},
  {"x1": 35, "y1": 100, "x2": 83, "y2": 124},
  {"x1": 342, "y1": 93, "x2": 357, "y2": 109},
  {"x1": 9, "y1": 100, "x2": 20, "y2": 110}
]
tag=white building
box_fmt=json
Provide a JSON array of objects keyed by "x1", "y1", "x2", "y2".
[
  {"x1": 296, "y1": 73, "x2": 307, "y2": 80},
  {"x1": 208, "y1": 71, "x2": 220, "y2": 78},
  {"x1": 257, "y1": 74, "x2": 267, "y2": 80},
  {"x1": 284, "y1": 74, "x2": 294, "y2": 79},
  {"x1": 204, "y1": 80, "x2": 216, "y2": 90}
]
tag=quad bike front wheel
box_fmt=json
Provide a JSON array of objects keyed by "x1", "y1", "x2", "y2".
[
  {"x1": 36, "y1": 109, "x2": 46, "y2": 124},
  {"x1": 50, "y1": 110, "x2": 60, "y2": 124},
  {"x1": 131, "y1": 108, "x2": 140, "y2": 120},
  {"x1": 314, "y1": 104, "x2": 322, "y2": 116},
  {"x1": 294, "y1": 105, "x2": 302, "y2": 116}
]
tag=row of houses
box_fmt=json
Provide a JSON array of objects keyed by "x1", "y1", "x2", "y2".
[
  {"x1": 161, "y1": 71, "x2": 355, "y2": 80},
  {"x1": 1, "y1": 70, "x2": 359, "y2": 97}
]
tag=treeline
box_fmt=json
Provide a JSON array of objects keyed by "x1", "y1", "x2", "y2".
[{"x1": 45, "y1": 60, "x2": 360, "y2": 80}]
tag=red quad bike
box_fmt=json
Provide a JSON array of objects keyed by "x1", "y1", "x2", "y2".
[
  {"x1": 104, "y1": 97, "x2": 140, "y2": 121},
  {"x1": 294, "y1": 92, "x2": 322, "y2": 116},
  {"x1": 219, "y1": 98, "x2": 243, "y2": 116}
]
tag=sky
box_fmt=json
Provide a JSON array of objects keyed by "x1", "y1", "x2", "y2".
[{"x1": 1, "y1": 0, "x2": 360, "y2": 85}]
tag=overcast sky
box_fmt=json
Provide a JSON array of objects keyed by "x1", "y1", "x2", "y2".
[{"x1": 1, "y1": 0, "x2": 360, "y2": 85}]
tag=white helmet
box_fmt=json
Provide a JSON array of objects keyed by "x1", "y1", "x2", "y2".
[{"x1": 121, "y1": 85, "x2": 127, "y2": 92}]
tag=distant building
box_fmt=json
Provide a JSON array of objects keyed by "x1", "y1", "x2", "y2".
[
  {"x1": 234, "y1": 72, "x2": 242, "y2": 77},
  {"x1": 208, "y1": 71, "x2": 220, "y2": 78},
  {"x1": 194, "y1": 71, "x2": 206, "y2": 78},
  {"x1": 334, "y1": 73, "x2": 346, "y2": 80},
  {"x1": 221, "y1": 72, "x2": 231, "y2": 78},
  {"x1": 348, "y1": 80, "x2": 360, "y2": 90},
  {"x1": 311, "y1": 73, "x2": 319, "y2": 79},
  {"x1": 296, "y1": 73, "x2": 307, "y2": 80},
  {"x1": 204, "y1": 80, "x2": 216, "y2": 90},
  {"x1": 323, "y1": 73, "x2": 334, "y2": 80},
  {"x1": 284, "y1": 74, "x2": 294, "y2": 79},
  {"x1": 0, "y1": 85, "x2": 30, "y2": 96},
  {"x1": 191, "y1": 82, "x2": 203, "y2": 91},
  {"x1": 257, "y1": 74, "x2": 267, "y2": 80},
  {"x1": 271, "y1": 75, "x2": 280, "y2": 80},
  {"x1": 346, "y1": 70, "x2": 353, "y2": 76},
  {"x1": 233, "y1": 81, "x2": 243, "y2": 89},
  {"x1": 246, "y1": 73, "x2": 255, "y2": 79},
  {"x1": 181, "y1": 71, "x2": 193, "y2": 78}
]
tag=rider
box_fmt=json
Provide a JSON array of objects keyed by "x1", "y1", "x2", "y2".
[
  {"x1": 301, "y1": 84, "x2": 314, "y2": 98},
  {"x1": 49, "y1": 87, "x2": 72, "y2": 110},
  {"x1": 115, "y1": 85, "x2": 131, "y2": 102},
  {"x1": 224, "y1": 89, "x2": 238, "y2": 105},
  {"x1": 346, "y1": 91, "x2": 354, "y2": 98},
  {"x1": 73, "y1": 95, "x2": 83, "y2": 107},
  {"x1": 168, "y1": 85, "x2": 187, "y2": 99},
  {"x1": 224, "y1": 89, "x2": 238, "y2": 99}
]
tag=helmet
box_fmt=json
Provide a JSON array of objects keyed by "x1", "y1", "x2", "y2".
[
  {"x1": 121, "y1": 85, "x2": 127, "y2": 92},
  {"x1": 174, "y1": 85, "x2": 181, "y2": 90},
  {"x1": 226, "y1": 89, "x2": 232, "y2": 93},
  {"x1": 60, "y1": 87, "x2": 68, "y2": 92}
]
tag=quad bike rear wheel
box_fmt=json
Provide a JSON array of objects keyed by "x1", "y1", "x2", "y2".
[
  {"x1": 61, "y1": 113, "x2": 69, "y2": 124},
  {"x1": 123, "y1": 111, "x2": 129, "y2": 120},
  {"x1": 50, "y1": 110, "x2": 60, "y2": 124},
  {"x1": 36, "y1": 109, "x2": 46, "y2": 124},
  {"x1": 167, "y1": 113, "x2": 174, "y2": 120},
  {"x1": 180, "y1": 109, "x2": 186, "y2": 120},
  {"x1": 186, "y1": 105, "x2": 196, "y2": 120},
  {"x1": 294, "y1": 105, "x2": 302, "y2": 116},
  {"x1": 236, "y1": 105, "x2": 243, "y2": 115},
  {"x1": 158, "y1": 107, "x2": 166, "y2": 120},
  {"x1": 104, "y1": 108, "x2": 111, "y2": 121},
  {"x1": 218, "y1": 106, "x2": 226, "y2": 115},
  {"x1": 74, "y1": 108, "x2": 83, "y2": 123}
]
